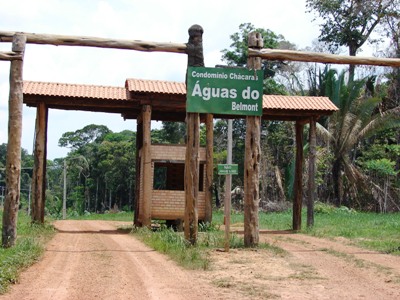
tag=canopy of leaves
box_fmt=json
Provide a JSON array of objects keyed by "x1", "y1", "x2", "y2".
[
  {"x1": 306, "y1": 0, "x2": 393, "y2": 55},
  {"x1": 58, "y1": 124, "x2": 111, "y2": 149},
  {"x1": 221, "y1": 22, "x2": 294, "y2": 79}
]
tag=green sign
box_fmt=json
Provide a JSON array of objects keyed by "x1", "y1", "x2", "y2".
[
  {"x1": 218, "y1": 164, "x2": 239, "y2": 175},
  {"x1": 187, "y1": 66, "x2": 263, "y2": 116}
]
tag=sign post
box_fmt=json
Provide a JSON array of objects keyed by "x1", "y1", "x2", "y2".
[
  {"x1": 186, "y1": 65, "x2": 263, "y2": 251},
  {"x1": 219, "y1": 163, "x2": 238, "y2": 252}
]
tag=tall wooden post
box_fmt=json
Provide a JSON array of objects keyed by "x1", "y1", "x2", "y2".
[
  {"x1": 184, "y1": 24, "x2": 204, "y2": 245},
  {"x1": 134, "y1": 119, "x2": 143, "y2": 226},
  {"x1": 141, "y1": 105, "x2": 152, "y2": 227},
  {"x1": 307, "y1": 117, "x2": 316, "y2": 227},
  {"x1": 204, "y1": 114, "x2": 213, "y2": 224},
  {"x1": 31, "y1": 102, "x2": 48, "y2": 223},
  {"x1": 2, "y1": 34, "x2": 26, "y2": 248},
  {"x1": 244, "y1": 32, "x2": 263, "y2": 247},
  {"x1": 293, "y1": 121, "x2": 304, "y2": 231}
]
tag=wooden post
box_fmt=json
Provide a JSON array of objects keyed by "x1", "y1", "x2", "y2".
[
  {"x1": 204, "y1": 114, "x2": 213, "y2": 224},
  {"x1": 2, "y1": 34, "x2": 26, "y2": 248},
  {"x1": 293, "y1": 121, "x2": 304, "y2": 231},
  {"x1": 141, "y1": 105, "x2": 152, "y2": 227},
  {"x1": 31, "y1": 102, "x2": 48, "y2": 224},
  {"x1": 134, "y1": 119, "x2": 143, "y2": 226},
  {"x1": 307, "y1": 117, "x2": 316, "y2": 228},
  {"x1": 225, "y1": 119, "x2": 233, "y2": 252},
  {"x1": 184, "y1": 25, "x2": 204, "y2": 245},
  {"x1": 244, "y1": 32, "x2": 263, "y2": 247}
]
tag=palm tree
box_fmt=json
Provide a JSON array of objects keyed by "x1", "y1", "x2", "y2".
[{"x1": 317, "y1": 70, "x2": 400, "y2": 207}]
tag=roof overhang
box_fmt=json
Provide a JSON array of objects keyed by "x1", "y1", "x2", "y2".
[{"x1": 23, "y1": 79, "x2": 338, "y2": 122}]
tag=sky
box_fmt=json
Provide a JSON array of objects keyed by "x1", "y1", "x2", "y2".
[{"x1": 0, "y1": 0, "x2": 322, "y2": 159}]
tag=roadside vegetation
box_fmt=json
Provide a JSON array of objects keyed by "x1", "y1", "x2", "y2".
[{"x1": 0, "y1": 211, "x2": 55, "y2": 294}]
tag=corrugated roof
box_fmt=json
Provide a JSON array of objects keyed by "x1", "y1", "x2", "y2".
[
  {"x1": 263, "y1": 95, "x2": 338, "y2": 112},
  {"x1": 23, "y1": 81, "x2": 128, "y2": 100},
  {"x1": 125, "y1": 78, "x2": 186, "y2": 95}
]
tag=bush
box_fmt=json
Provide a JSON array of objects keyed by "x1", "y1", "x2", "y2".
[{"x1": 314, "y1": 202, "x2": 336, "y2": 214}]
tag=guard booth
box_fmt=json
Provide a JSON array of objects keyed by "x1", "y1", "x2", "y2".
[{"x1": 137, "y1": 144, "x2": 206, "y2": 222}]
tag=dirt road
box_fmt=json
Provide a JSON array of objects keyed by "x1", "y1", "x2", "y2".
[
  {"x1": 2, "y1": 220, "x2": 400, "y2": 299},
  {"x1": 1, "y1": 220, "x2": 242, "y2": 300}
]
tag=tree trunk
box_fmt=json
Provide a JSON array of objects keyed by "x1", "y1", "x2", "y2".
[
  {"x1": 348, "y1": 45, "x2": 358, "y2": 83},
  {"x1": 332, "y1": 159, "x2": 343, "y2": 207},
  {"x1": 244, "y1": 31, "x2": 263, "y2": 247},
  {"x1": 2, "y1": 34, "x2": 26, "y2": 248}
]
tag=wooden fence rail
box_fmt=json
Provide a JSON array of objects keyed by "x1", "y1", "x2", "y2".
[
  {"x1": 0, "y1": 31, "x2": 187, "y2": 54},
  {"x1": 249, "y1": 48, "x2": 400, "y2": 67},
  {"x1": 0, "y1": 51, "x2": 22, "y2": 61}
]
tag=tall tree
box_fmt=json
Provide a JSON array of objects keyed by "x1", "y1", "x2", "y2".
[
  {"x1": 160, "y1": 122, "x2": 186, "y2": 144},
  {"x1": 221, "y1": 22, "x2": 292, "y2": 95},
  {"x1": 317, "y1": 70, "x2": 400, "y2": 207},
  {"x1": 306, "y1": 0, "x2": 395, "y2": 81},
  {"x1": 58, "y1": 124, "x2": 111, "y2": 150}
]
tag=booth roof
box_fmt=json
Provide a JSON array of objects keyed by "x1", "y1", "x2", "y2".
[{"x1": 23, "y1": 79, "x2": 338, "y2": 121}]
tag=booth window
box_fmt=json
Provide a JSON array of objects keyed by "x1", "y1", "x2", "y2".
[{"x1": 153, "y1": 162, "x2": 204, "y2": 191}]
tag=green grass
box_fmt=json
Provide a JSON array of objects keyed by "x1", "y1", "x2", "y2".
[
  {"x1": 0, "y1": 211, "x2": 55, "y2": 294},
  {"x1": 306, "y1": 210, "x2": 400, "y2": 255},
  {"x1": 213, "y1": 207, "x2": 400, "y2": 255},
  {"x1": 132, "y1": 225, "x2": 255, "y2": 270},
  {"x1": 71, "y1": 211, "x2": 134, "y2": 222}
]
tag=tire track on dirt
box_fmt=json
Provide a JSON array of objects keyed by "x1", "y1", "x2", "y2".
[{"x1": 260, "y1": 232, "x2": 400, "y2": 299}]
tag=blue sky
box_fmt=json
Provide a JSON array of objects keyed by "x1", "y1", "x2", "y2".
[{"x1": 0, "y1": 0, "x2": 322, "y2": 159}]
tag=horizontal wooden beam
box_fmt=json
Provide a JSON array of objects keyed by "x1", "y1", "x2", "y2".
[
  {"x1": 0, "y1": 31, "x2": 187, "y2": 54},
  {"x1": 249, "y1": 48, "x2": 400, "y2": 67},
  {"x1": 0, "y1": 51, "x2": 22, "y2": 61}
]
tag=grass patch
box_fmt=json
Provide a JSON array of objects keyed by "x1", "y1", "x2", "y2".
[
  {"x1": 71, "y1": 211, "x2": 134, "y2": 222},
  {"x1": 214, "y1": 208, "x2": 400, "y2": 255},
  {"x1": 132, "y1": 226, "x2": 212, "y2": 270},
  {"x1": 305, "y1": 210, "x2": 400, "y2": 255},
  {"x1": 0, "y1": 211, "x2": 55, "y2": 294},
  {"x1": 132, "y1": 224, "x2": 285, "y2": 270}
]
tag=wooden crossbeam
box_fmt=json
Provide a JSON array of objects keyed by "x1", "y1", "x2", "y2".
[
  {"x1": 0, "y1": 51, "x2": 22, "y2": 61},
  {"x1": 249, "y1": 48, "x2": 400, "y2": 67},
  {"x1": 0, "y1": 30, "x2": 187, "y2": 54}
]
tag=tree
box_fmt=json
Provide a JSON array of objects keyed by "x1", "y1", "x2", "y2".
[
  {"x1": 56, "y1": 126, "x2": 136, "y2": 216},
  {"x1": 58, "y1": 124, "x2": 111, "y2": 150},
  {"x1": 306, "y1": 0, "x2": 395, "y2": 81},
  {"x1": 317, "y1": 70, "x2": 400, "y2": 207},
  {"x1": 221, "y1": 22, "x2": 292, "y2": 95},
  {"x1": 160, "y1": 122, "x2": 186, "y2": 144}
]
